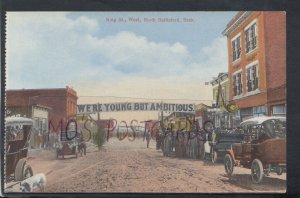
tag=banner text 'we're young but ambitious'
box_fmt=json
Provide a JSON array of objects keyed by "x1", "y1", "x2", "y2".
[{"x1": 77, "y1": 102, "x2": 195, "y2": 114}]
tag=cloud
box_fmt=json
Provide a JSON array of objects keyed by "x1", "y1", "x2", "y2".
[{"x1": 6, "y1": 12, "x2": 227, "y2": 102}]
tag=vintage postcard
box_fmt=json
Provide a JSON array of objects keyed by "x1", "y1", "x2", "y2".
[{"x1": 3, "y1": 11, "x2": 286, "y2": 194}]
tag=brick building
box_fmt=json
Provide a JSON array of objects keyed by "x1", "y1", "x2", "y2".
[
  {"x1": 6, "y1": 86, "x2": 78, "y2": 132},
  {"x1": 222, "y1": 11, "x2": 286, "y2": 121}
]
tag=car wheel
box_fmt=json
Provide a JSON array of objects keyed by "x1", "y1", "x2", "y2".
[
  {"x1": 251, "y1": 159, "x2": 264, "y2": 183},
  {"x1": 14, "y1": 158, "x2": 26, "y2": 181},
  {"x1": 224, "y1": 154, "x2": 234, "y2": 177},
  {"x1": 23, "y1": 165, "x2": 33, "y2": 180},
  {"x1": 276, "y1": 167, "x2": 283, "y2": 175}
]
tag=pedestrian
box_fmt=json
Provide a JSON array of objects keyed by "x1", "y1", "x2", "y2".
[
  {"x1": 145, "y1": 128, "x2": 151, "y2": 148},
  {"x1": 38, "y1": 129, "x2": 43, "y2": 149}
]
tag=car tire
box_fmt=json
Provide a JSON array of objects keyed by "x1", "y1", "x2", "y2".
[
  {"x1": 23, "y1": 165, "x2": 33, "y2": 180},
  {"x1": 251, "y1": 159, "x2": 264, "y2": 183},
  {"x1": 224, "y1": 154, "x2": 234, "y2": 177},
  {"x1": 15, "y1": 158, "x2": 26, "y2": 181},
  {"x1": 276, "y1": 167, "x2": 283, "y2": 175}
]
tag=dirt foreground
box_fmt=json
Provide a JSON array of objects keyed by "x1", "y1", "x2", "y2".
[{"x1": 5, "y1": 138, "x2": 286, "y2": 193}]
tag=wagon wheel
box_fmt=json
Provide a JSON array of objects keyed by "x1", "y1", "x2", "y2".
[
  {"x1": 224, "y1": 154, "x2": 234, "y2": 177},
  {"x1": 203, "y1": 120, "x2": 215, "y2": 133},
  {"x1": 251, "y1": 159, "x2": 264, "y2": 183},
  {"x1": 14, "y1": 158, "x2": 33, "y2": 181}
]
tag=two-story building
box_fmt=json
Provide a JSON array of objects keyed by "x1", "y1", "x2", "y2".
[{"x1": 223, "y1": 11, "x2": 286, "y2": 121}]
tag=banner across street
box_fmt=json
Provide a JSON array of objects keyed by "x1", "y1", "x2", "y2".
[{"x1": 77, "y1": 102, "x2": 195, "y2": 114}]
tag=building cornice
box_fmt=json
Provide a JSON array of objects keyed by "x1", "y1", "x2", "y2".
[
  {"x1": 222, "y1": 11, "x2": 253, "y2": 36},
  {"x1": 209, "y1": 73, "x2": 228, "y2": 86}
]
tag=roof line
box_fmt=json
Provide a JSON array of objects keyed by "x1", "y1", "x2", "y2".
[
  {"x1": 222, "y1": 11, "x2": 252, "y2": 36},
  {"x1": 6, "y1": 88, "x2": 69, "y2": 91}
]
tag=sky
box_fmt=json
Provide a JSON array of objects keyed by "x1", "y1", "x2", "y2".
[{"x1": 6, "y1": 12, "x2": 237, "y2": 121}]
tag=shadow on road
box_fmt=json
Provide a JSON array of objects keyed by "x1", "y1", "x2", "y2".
[{"x1": 220, "y1": 174, "x2": 286, "y2": 191}]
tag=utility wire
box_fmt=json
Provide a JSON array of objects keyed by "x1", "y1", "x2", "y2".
[{"x1": 77, "y1": 95, "x2": 221, "y2": 102}]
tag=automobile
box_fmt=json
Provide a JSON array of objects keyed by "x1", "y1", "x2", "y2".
[
  {"x1": 203, "y1": 129, "x2": 244, "y2": 163},
  {"x1": 224, "y1": 116, "x2": 286, "y2": 183},
  {"x1": 56, "y1": 131, "x2": 78, "y2": 159},
  {"x1": 5, "y1": 117, "x2": 34, "y2": 183}
]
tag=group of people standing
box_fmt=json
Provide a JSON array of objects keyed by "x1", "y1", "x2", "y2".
[
  {"x1": 30, "y1": 129, "x2": 59, "y2": 150},
  {"x1": 156, "y1": 129, "x2": 207, "y2": 159}
]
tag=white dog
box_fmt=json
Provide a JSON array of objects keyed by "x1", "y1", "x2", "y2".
[{"x1": 20, "y1": 173, "x2": 46, "y2": 192}]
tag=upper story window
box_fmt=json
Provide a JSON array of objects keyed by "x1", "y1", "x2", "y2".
[
  {"x1": 246, "y1": 62, "x2": 259, "y2": 92},
  {"x1": 245, "y1": 20, "x2": 257, "y2": 53},
  {"x1": 233, "y1": 71, "x2": 243, "y2": 97},
  {"x1": 232, "y1": 35, "x2": 241, "y2": 62}
]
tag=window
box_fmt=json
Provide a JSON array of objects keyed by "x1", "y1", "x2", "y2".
[
  {"x1": 272, "y1": 104, "x2": 286, "y2": 115},
  {"x1": 253, "y1": 106, "x2": 267, "y2": 115},
  {"x1": 245, "y1": 22, "x2": 257, "y2": 53},
  {"x1": 6, "y1": 125, "x2": 24, "y2": 141},
  {"x1": 232, "y1": 36, "x2": 241, "y2": 61},
  {"x1": 246, "y1": 64, "x2": 259, "y2": 92},
  {"x1": 233, "y1": 72, "x2": 243, "y2": 96}
]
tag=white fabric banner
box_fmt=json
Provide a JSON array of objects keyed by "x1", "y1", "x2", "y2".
[{"x1": 77, "y1": 102, "x2": 195, "y2": 114}]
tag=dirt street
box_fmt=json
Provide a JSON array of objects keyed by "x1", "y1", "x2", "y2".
[{"x1": 5, "y1": 138, "x2": 286, "y2": 193}]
